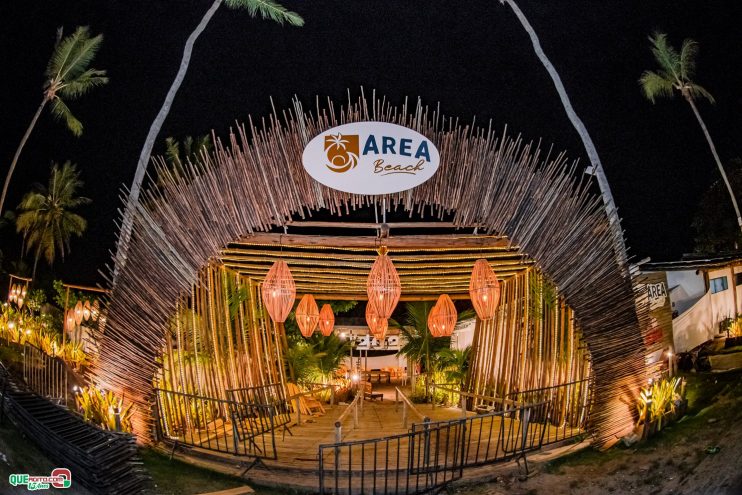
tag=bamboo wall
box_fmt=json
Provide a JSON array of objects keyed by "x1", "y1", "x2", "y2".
[
  {"x1": 95, "y1": 94, "x2": 647, "y2": 447},
  {"x1": 155, "y1": 264, "x2": 284, "y2": 399},
  {"x1": 468, "y1": 270, "x2": 591, "y2": 400}
]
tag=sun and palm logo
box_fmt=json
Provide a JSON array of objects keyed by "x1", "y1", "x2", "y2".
[{"x1": 324, "y1": 133, "x2": 359, "y2": 173}]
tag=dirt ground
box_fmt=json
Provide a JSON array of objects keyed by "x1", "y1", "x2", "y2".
[{"x1": 453, "y1": 370, "x2": 742, "y2": 495}]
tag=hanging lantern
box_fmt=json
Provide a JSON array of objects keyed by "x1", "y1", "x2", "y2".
[
  {"x1": 371, "y1": 318, "x2": 388, "y2": 342},
  {"x1": 365, "y1": 303, "x2": 384, "y2": 335},
  {"x1": 430, "y1": 294, "x2": 457, "y2": 338},
  {"x1": 17, "y1": 296, "x2": 24, "y2": 309},
  {"x1": 66, "y1": 310, "x2": 76, "y2": 332},
  {"x1": 318, "y1": 304, "x2": 335, "y2": 337},
  {"x1": 366, "y1": 247, "x2": 401, "y2": 319},
  {"x1": 427, "y1": 303, "x2": 442, "y2": 337},
  {"x1": 296, "y1": 294, "x2": 320, "y2": 338},
  {"x1": 261, "y1": 260, "x2": 296, "y2": 323},
  {"x1": 74, "y1": 301, "x2": 84, "y2": 325},
  {"x1": 83, "y1": 300, "x2": 92, "y2": 321},
  {"x1": 20, "y1": 285, "x2": 27, "y2": 299},
  {"x1": 8, "y1": 284, "x2": 16, "y2": 303},
  {"x1": 469, "y1": 259, "x2": 501, "y2": 320}
]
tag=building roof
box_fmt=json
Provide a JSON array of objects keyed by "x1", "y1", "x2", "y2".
[{"x1": 640, "y1": 251, "x2": 742, "y2": 272}]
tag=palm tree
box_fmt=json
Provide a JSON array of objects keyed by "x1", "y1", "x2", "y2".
[
  {"x1": 438, "y1": 346, "x2": 472, "y2": 389},
  {"x1": 16, "y1": 162, "x2": 91, "y2": 278},
  {"x1": 498, "y1": 1, "x2": 628, "y2": 273},
  {"x1": 0, "y1": 27, "x2": 107, "y2": 215},
  {"x1": 639, "y1": 32, "x2": 742, "y2": 234},
  {"x1": 114, "y1": 0, "x2": 303, "y2": 283}
]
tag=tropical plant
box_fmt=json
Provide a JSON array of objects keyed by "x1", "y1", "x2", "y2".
[
  {"x1": 114, "y1": 0, "x2": 304, "y2": 283},
  {"x1": 0, "y1": 26, "x2": 107, "y2": 214},
  {"x1": 498, "y1": 0, "x2": 627, "y2": 271},
  {"x1": 16, "y1": 162, "x2": 91, "y2": 278},
  {"x1": 284, "y1": 342, "x2": 318, "y2": 383},
  {"x1": 636, "y1": 376, "x2": 683, "y2": 431},
  {"x1": 75, "y1": 386, "x2": 133, "y2": 432},
  {"x1": 438, "y1": 346, "x2": 471, "y2": 388},
  {"x1": 308, "y1": 333, "x2": 351, "y2": 382},
  {"x1": 640, "y1": 32, "x2": 742, "y2": 234}
]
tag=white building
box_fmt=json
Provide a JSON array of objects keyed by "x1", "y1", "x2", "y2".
[{"x1": 641, "y1": 254, "x2": 742, "y2": 352}]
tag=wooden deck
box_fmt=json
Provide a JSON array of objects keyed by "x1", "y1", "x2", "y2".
[{"x1": 172, "y1": 383, "x2": 582, "y2": 475}]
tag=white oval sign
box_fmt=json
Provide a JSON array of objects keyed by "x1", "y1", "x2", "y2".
[{"x1": 302, "y1": 122, "x2": 440, "y2": 195}]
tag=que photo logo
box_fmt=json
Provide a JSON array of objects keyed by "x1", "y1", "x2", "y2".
[
  {"x1": 8, "y1": 467, "x2": 72, "y2": 490},
  {"x1": 303, "y1": 122, "x2": 440, "y2": 195},
  {"x1": 324, "y1": 133, "x2": 359, "y2": 173}
]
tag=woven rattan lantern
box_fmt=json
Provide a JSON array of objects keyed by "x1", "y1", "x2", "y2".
[
  {"x1": 371, "y1": 318, "x2": 388, "y2": 342},
  {"x1": 261, "y1": 260, "x2": 296, "y2": 323},
  {"x1": 427, "y1": 303, "x2": 442, "y2": 337},
  {"x1": 83, "y1": 300, "x2": 92, "y2": 321},
  {"x1": 469, "y1": 259, "x2": 501, "y2": 320},
  {"x1": 296, "y1": 294, "x2": 320, "y2": 338},
  {"x1": 318, "y1": 304, "x2": 335, "y2": 337},
  {"x1": 430, "y1": 294, "x2": 457, "y2": 337},
  {"x1": 366, "y1": 247, "x2": 401, "y2": 319},
  {"x1": 65, "y1": 309, "x2": 76, "y2": 332},
  {"x1": 74, "y1": 301, "x2": 84, "y2": 326},
  {"x1": 365, "y1": 303, "x2": 384, "y2": 335}
]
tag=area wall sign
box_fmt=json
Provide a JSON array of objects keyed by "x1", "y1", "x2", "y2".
[{"x1": 302, "y1": 122, "x2": 440, "y2": 195}]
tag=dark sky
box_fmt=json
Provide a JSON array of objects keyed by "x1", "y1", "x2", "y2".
[{"x1": 2, "y1": 1, "x2": 741, "y2": 287}]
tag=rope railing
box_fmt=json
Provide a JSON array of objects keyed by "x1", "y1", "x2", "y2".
[
  {"x1": 395, "y1": 386, "x2": 427, "y2": 428},
  {"x1": 333, "y1": 389, "x2": 364, "y2": 442}
]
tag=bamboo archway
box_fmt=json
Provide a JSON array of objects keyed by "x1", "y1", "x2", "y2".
[{"x1": 93, "y1": 94, "x2": 647, "y2": 448}]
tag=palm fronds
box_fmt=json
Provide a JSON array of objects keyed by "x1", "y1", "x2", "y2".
[{"x1": 224, "y1": 0, "x2": 304, "y2": 26}]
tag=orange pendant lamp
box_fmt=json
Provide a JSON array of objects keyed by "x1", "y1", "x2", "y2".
[
  {"x1": 469, "y1": 259, "x2": 501, "y2": 320},
  {"x1": 430, "y1": 294, "x2": 457, "y2": 337},
  {"x1": 318, "y1": 304, "x2": 335, "y2": 337},
  {"x1": 366, "y1": 247, "x2": 401, "y2": 319},
  {"x1": 365, "y1": 303, "x2": 383, "y2": 334},
  {"x1": 371, "y1": 318, "x2": 388, "y2": 342},
  {"x1": 296, "y1": 294, "x2": 320, "y2": 338},
  {"x1": 261, "y1": 260, "x2": 296, "y2": 323},
  {"x1": 74, "y1": 301, "x2": 84, "y2": 326}
]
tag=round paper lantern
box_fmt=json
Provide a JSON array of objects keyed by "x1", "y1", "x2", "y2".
[
  {"x1": 318, "y1": 304, "x2": 335, "y2": 337},
  {"x1": 366, "y1": 247, "x2": 401, "y2": 319},
  {"x1": 430, "y1": 294, "x2": 457, "y2": 337},
  {"x1": 8, "y1": 284, "x2": 17, "y2": 302},
  {"x1": 83, "y1": 300, "x2": 92, "y2": 321},
  {"x1": 296, "y1": 294, "x2": 320, "y2": 338},
  {"x1": 469, "y1": 259, "x2": 501, "y2": 320},
  {"x1": 74, "y1": 301, "x2": 84, "y2": 325},
  {"x1": 261, "y1": 260, "x2": 296, "y2": 323}
]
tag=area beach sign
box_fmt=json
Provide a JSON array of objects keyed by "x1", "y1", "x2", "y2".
[{"x1": 302, "y1": 122, "x2": 440, "y2": 194}]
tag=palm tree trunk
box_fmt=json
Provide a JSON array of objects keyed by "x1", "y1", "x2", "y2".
[
  {"x1": 0, "y1": 99, "x2": 48, "y2": 214},
  {"x1": 685, "y1": 95, "x2": 742, "y2": 234},
  {"x1": 500, "y1": 0, "x2": 628, "y2": 273},
  {"x1": 114, "y1": 0, "x2": 224, "y2": 284},
  {"x1": 31, "y1": 238, "x2": 44, "y2": 280}
]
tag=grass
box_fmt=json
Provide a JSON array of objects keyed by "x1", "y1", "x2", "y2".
[
  {"x1": 542, "y1": 369, "x2": 742, "y2": 475},
  {"x1": 141, "y1": 449, "x2": 245, "y2": 494},
  {"x1": 141, "y1": 448, "x2": 304, "y2": 494}
]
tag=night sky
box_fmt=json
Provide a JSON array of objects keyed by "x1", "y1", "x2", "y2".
[{"x1": 2, "y1": 1, "x2": 741, "y2": 287}]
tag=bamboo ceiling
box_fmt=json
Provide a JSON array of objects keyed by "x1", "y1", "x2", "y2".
[
  {"x1": 94, "y1": 93, "x2": 647, "y2": 449},
  {"x1": 219, "y1": 234, "x2": 531, "y2": 299}
]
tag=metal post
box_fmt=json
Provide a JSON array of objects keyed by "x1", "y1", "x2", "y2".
[
  {"x1": 335, "y1": 421, "x2": 342, "y2": 443},
  {"x1": 395, "y1": 388, "x2": 399, "y2": 411},
  {"x1": 114, "y1": 407, "x2": 122, "y2": 432},
  {"x1": 353, "y1": 398, "x2": 358, "y2": 427},
  {"x1": 461, "y1": 393, "x2": 467, "y2": 418}
]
